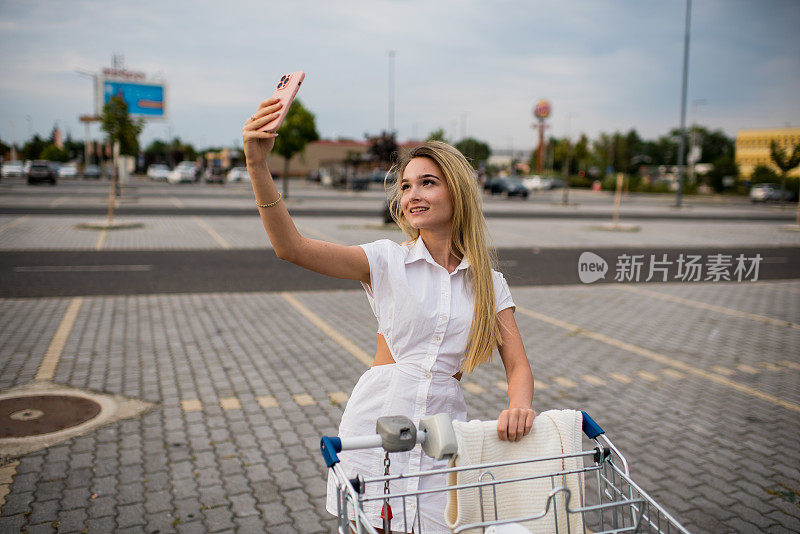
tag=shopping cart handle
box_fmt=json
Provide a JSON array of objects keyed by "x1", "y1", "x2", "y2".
[
  {"x1": 581, "y1": 411, "x2": 605, "y2": 439},
  {"x1": 321, "y1": 436, "x2": 342, "y2": 467}
]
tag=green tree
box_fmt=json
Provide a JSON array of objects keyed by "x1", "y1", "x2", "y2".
[
  {"x1": 40, "y1": 144, "x2": 68, "y2": 162},
  {"x1": 454, "y1": 137, "x2": 491, "y2": 167},
  {"x1": 707, "y1": 155, "x2": 738, "y2": 193},
  {"x1": 750, "y1": 164, "x2": 779, "y2": 185},
  {"x1": 100, "y1": 95, "x2": 144, "y2": 156},
  {"x1": 273, "y1": 99, "x2": 319, "y2": 198},
  {"x1": 769, "y1": 140, "x2": 800, "y2": 205},
  {"x1": 426, "y1": 128, "x2": 447, "y2": 142},
  {"x1": 22, "y1": 135, "x2": 47, "y2": 161}
]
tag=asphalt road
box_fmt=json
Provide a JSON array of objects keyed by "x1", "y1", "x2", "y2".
[{"x1": 3, "y1": 246, "x2": 798, "y2": 297}]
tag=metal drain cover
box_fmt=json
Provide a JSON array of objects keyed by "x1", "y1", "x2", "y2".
[{"x1": 0, "y1": 395, "x2": 102, "y2": 438}]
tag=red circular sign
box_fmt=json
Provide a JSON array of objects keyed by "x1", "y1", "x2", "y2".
[{"x1": 534, "y1": 99, "x2": 551, "y2": 119}]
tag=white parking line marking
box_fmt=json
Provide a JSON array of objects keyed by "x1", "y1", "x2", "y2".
[
  {"x1": 516, "y1": 305, "x2": 800, "y2": 415},
  {"x1": 736, "y1": 364, "x2": 760, "y2": 374},
  {"x1": 281, "y1": 293, "x2": 372, "y2": 367},
  {"x1": 36, "y1": 298, "x2": 83, "y2": 381},
  {"x1": 662, "y1": 369, "x2": 685, "y2": 379},
  {"x1": 615, "y1": 285, "x2": 800, "y2": 331},
  {"x1": 494, "y1": 381, "x2": 509, "y2": 391},
  {"x1": 711, "y1": 366, "x2": 735, "y2": 376},
  {"x1": 193, "y1": 217, "x2": 230, "y2": 249},
  {"x1": 170, "y1": 197, "x2": 184, "y2": 208},
  {"x1": 637, "y1": 370, "x2": 660, "y2": 382}
]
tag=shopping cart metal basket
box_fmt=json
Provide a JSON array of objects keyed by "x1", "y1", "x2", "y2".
[{"x1": 320, "y1": 411, "x2": 690, "y2": 534}]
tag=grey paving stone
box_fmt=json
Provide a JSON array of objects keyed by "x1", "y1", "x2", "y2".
[
  {"x1": 57, "y1": 508, "x2": 87, "y2": 533},
  {"x1": 27, "y1": 498, "x2": 60, "y2": 525},
  {"x1": 202, "y1": 505, "x2": 235, "y2": 533},
  {"x1": 116, "y1": 502, "x2": 147, "y2": 528},
  {"x1": 0, "y1": 514, "x2": 27, "y2": 533}
]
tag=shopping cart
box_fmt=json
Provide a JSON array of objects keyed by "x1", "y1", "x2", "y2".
[{"x1": 320, "y1": 411, "x2": 690, "y2": 534}]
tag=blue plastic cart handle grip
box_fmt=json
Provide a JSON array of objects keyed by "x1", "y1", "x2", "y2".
[
  {"x1": 321, "y1": 436, "x2": 342, "y2": 467},
  {"x1": 581, "y1": 411, "x2": 605, "y2": 439}
]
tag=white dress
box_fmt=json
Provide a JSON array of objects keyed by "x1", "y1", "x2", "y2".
[{"x1": 326, "y1": 238, "x2": 515, "y2": 533}]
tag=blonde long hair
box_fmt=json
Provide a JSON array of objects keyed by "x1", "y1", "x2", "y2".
[{"x1": 386, "y1": 141, "x2": 501, "y2": 373}]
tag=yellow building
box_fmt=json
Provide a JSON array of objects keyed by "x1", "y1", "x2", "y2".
[{"x1": 735, "y1": 127, "x2": 800, "y2": 178}]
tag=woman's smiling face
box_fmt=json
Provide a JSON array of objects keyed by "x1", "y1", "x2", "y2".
[{"x1": 400, "y1": 157, "x2": 453, "y2": 231}]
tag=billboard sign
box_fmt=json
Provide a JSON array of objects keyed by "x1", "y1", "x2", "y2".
[{"x1": 98, "y1": 77, "x2": 167, "y2": 119}]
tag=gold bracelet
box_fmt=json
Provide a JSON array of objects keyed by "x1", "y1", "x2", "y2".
[{"x1": 255, "y1": 193, "x2": 282, "y2": 208}]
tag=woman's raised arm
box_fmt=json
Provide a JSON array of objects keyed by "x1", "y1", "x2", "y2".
[{"x1": 242, "y1": 98, "x2": 370, "y2": 284}]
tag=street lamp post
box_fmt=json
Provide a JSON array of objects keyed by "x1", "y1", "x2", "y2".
[
  {"x1": 675, "y1": 0, "x2": 692, "y2": 208},
  {"x1": 75, "y1": 69, "x2": 98, "y2": 166}
]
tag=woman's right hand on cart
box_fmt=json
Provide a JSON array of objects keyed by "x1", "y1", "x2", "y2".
[{"x1": 242, "y1": 97, "x2": 283, "y2": 167}]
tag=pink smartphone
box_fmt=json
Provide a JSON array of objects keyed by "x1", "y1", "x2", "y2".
[{"x1": 261, "y1": 71, "x2": 305, "y2": 132}]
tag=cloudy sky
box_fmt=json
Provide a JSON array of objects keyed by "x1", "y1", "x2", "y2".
[{"x1": 1, "y1": 0, "x2": 798, "y2": 153}]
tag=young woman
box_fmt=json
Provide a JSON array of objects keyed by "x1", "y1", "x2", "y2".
[{"x1": 243, "y1": 97, "x2": 536, "y2": 533}]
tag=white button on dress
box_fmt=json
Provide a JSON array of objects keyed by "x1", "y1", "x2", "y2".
[{"x1": 326, "y1": 238, "x2": 515, "y2": 533}]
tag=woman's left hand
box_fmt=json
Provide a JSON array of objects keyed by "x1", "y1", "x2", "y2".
[{"x1": 497, "y1": 407, "x2": 536, "y2": 442}]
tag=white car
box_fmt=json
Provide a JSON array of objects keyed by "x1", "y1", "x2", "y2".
[
  {"x1": 58, "y1": 164, "x2": 78, "y2": 178},
  {"x1": 147, "y1": 164, "x2": 171, "y2": 181},
  {"x1": 1, "y1": 160, "x2": 25, "y2": 178},
  {"x1": 521, "y1": 175, "x2": 552, "y2": 191},
  {"x1": 226, "y1": 167, "x2": 250, "y2": 182},
  {"x1": 167, "y1": 162, "x2": 197, "y2": 184}
]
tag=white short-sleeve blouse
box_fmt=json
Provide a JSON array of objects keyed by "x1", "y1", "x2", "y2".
[{"x1": 326, "y1": 237, "x2": 515, "y2": 533}]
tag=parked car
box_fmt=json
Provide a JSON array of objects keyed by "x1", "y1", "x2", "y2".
[
  {"x1": 168, "y1": 161, "x2": 197, "y2": 184},
  {"x1": 82, "y1": 164, "x2": 101, "y2": 179},
  {"x1": 486, "y1": 177, "x2": 528, "y2": 198},
  {"x1": 27, "y1": 160, "x2": 57, "y2": 185},
  {"x1": 226, "y1": 167, "x2": 250, "y2": 182},
  {"x1": 1, "y1": 160, "x2": 25, "y2": 178},
  {"x1": 204, "y1": 166, "x2": 226, "y2": 184},
  {"x1": 522, "y1": 175, "x2": 567, "y2": 191},
  {"x1": 147, "y1": 164, "x2": 171, "y2": 181},
  {"x1": 58, "y1": 163, "x2": 78, "y2": 178},
  {"x1": 750, "y1": 183, "x2": 797, "y2": 202}
]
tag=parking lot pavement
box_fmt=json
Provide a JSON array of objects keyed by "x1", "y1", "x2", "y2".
[{"x1": 1, "y1": 280, "x2": 799, "y2": 533}]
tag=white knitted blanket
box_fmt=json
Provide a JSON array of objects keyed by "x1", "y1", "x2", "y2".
[{"x1": 445, "y1": 410, "x2": 584, "y2": 533}]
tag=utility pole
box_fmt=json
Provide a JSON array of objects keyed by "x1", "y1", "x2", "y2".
[
  {"x1": 388, "y1": 50, "x2": 396, "y2": 135},
  {"x1": 675, "y1": 0, "x2": 692, "y2": 208}
]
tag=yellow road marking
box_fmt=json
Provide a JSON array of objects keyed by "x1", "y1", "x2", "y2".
[
  {"x1": 281, "y1": 292, "x2": 372, "y2": 367},
  {"x1": 462, "y1": 382, "x2": 486, "y2": 394},
  {"x1": 758, "y1": 362, "x2": 783, "y2": 372},
  {"x1": 170, "y1": 197, "x2": 184, "y2": 208},
  {"x1": 193, "y1": 216, "x2": 230, "y2": 249},
  {"x1": 711, "y1": 366, "x2": 735, "y2": 376},
  {"x1": 780, "y1": 360, "x2": 800, "y2": 371},
  {"x1": 94, "y1": 229, "x2": 107, "y2": 250},
  {"x1": 329, "y1": 391, "x2": 350, "y2": 404},
  {"x1": 0, "y1": 460, "x2": 20, "y2": 509},
  {"x1": 637, "y1": 370, "x2": 660, "y2": 382},
  {"x1": 736, "y1": 364, "x2": 760, "y2": 374},
  {"x1": 615, "y1": 285, "x2": 800, "y2": 331},
  {"x1": 220, "y1": 397, "x2": 241, "y2": 410},
  {"x1": 36, "y1": 297, "x2": 83, "y2": 381},
  {"x1": 608, "y1": 372, "x2": 633, "y2": 384},
  {"x1": 49, "y1": 196, "x2": 69, "y2": 208},
  {"x1": 516, "y1": 305, "x2": 800, "y2": 415},
  {"x1": 582, "y1": 375, "x2": 606, "y2": 386},
  {"x1": 257, "y1": 396, "x2": 279, "y2": 408},
  {"x1": 662, "y1": 369, "x2": 685, "y2": 379},
  {"x1": 294, "y1": 393, "x2": 316, "y2": 406},
  {"x1": 494, "y1": 381, "x2": 509, "y2": 391},
  {"x1": 182, "y1": 399, "x2": 203, "y2": 412},
  {"x1": 0, "y1": 214, "x2": 30, "y2": 233},
  {"x1": 534, "y1": 380, "x2": 548, "y2": 390},
  {"x1": 552, "y1": 376, "x2": 578, "y2": 388}
]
